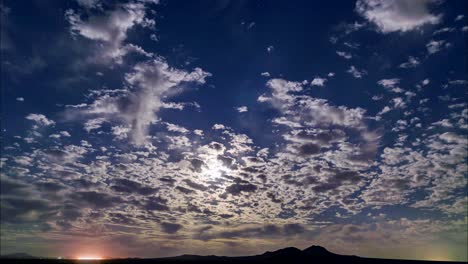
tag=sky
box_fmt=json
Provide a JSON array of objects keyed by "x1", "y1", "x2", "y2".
[{"x1": 0, "y1": 0, "x2": 467, "y2": 261}]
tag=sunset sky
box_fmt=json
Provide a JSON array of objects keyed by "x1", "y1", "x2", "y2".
[{"x1": 1, "y1": 0, "x2": 467, "y2": 261}]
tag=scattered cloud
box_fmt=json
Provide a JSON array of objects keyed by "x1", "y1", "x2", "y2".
[
  {"x1": 311, "y1": 77, "x2": 327, "y2": 87},
  {"x1": 347, "y1": 66, "x2": 367, "y2": 78},
  {"x1": 236, "y1": 106, "x2": 248, "y2": 113},
  {"x1": 426, "y1": 40, "x2": 450, "y2": 54},
  {"x1": 399, "y1": 56, "x2": 420, "y2": 68},
  {"x1": 266, "y1": 45, "x2": 274, "y2": 53},
  {"x1": 355, "y1": 0, "x2": 441, "y2": 33},
  {"x1": 336, "y1": 51, "x2": 352, "y2": 59},
  {"x1": 25, "y1": 114, "x2": 55, "y2": 127}
]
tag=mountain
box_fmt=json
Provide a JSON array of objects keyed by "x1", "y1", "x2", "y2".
[
  {"x1": 0, "y1": 253, "x2": 38, "y2": 259},
  {"x1": 0, "y1": 246, "x2": 462, "y2": 263},
  {"x1": 303, "y1": 245, "x2": 337, "y2": 257}
]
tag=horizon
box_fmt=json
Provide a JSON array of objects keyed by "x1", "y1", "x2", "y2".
[
  {"x1": 1, "y1": 0, "x2": 467, "y2": 262},
  {"x1": 1, "y1": 244, "x2": 465, "y2": 262}
]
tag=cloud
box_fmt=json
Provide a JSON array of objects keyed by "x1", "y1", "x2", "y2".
[
  {"x1": 75, "y1": 0, "x2": 102, "y2": 9},
  {"x1": 166, "y1": 123, "x2": 190, "y2": 134},
  {"x1": 111, "y1": 178, "x2": 158, "y2": 195},
  {"x1": 347, "y1": 66, "x2": 367, "y2": 78},
  {"x1": 261, "y1": 72, "x2": 270, "y2": 77},
  {"x1": 355, "y1": 0, "x2": 441, "y2": 33},
  {"x1": 266, "y1": 45, "x2": 274, "y2": 53},
  {"x1": 399, "y1": 56, "x2": 420, "y2": 68},
  {"x1": 144, "y1": 197, "x2": 169, "y2": 211},
  {"x1": 25, "y1": 114, "x2": 55, "y2": 127},
  {"x1": 426, "y1": 40, "x2": 449, "y2": 54},
  {"x1": 336, "y1": 51, "x2": 352, "y2": 59},
  {"x1": 377, "y1": 78, "x2": 402, "y2": 92},
  {"x1": 196, "y1": 224, "x2": 307, "y2": 241},
  {"x1": 160, "y1": 222, "x2": 182, "y2": 234},
  {"x1": 65, "y1": 2, "x2": 155, "y2": 63},
  {"x1": 433, "y1": 27, "x2": 455, "y2": 35},
  {"x1": 311, "y1": 77, "x2": 327, "y2": 87},
  {"x1": 212, "y1": 124, "x2": 226, "y2": 130},
  {"x1": 225, "y1": 181, "x2": 257, "y2": 196},
  {"x1": 111, "y1": 125, "x2": 131, "y2": 140},
  {"x1": 16, "y1": 97, "x2": 24, "y2": 102},
  {"x1": 68, "y1": 58, "x2": 210, "y2": 144},
  {"x1": 455, "y1": 15, "x2": 465, "y2": 21},
  {"x1": 236, "y1": 106, "x2": 248, "y2": 113}
]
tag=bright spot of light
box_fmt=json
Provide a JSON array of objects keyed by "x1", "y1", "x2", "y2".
[
  {"x1": 202, "y1": 158, "x2": 230, "y2": 179},
  {"x1": 76, "y1": 256, "x2": 103, "y2": 260}
]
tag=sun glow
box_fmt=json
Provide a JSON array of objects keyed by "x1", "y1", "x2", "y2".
[
  {"x1": 76, "y1": 256, "x2": 103, "y2": 260},
  {"x1": 202, "y1": 158, "x2": 230, "y2": 179}
]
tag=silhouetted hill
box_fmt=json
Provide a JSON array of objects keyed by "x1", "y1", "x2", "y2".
[
  {"x1": 303, "y1": 245, "x2": 338, "y2": 257},
  {"x1": 0, "y1": 245, "x2": 465, "y2": 264},
  {"x1": 0, "y1": 253, "x2": 38, "y2": 259}
]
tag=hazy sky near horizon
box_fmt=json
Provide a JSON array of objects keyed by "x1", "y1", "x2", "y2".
[{"x1": 1, "y1": 0, "x2": 467, "y2": 261}]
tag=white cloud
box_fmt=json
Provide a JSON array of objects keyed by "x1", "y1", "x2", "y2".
[
  {"x1": 311, "y1": 77, "x2": 327, "y2": 87},
  {"x1": 193, "y1": 129, "x2": 204, "y2": 136},
  {"x1": 455, "y1": 15, "x2": 465, "y2": 21},
  {"x1": 391, "y1": 97, "x2": 406, "y2": 108},
  {"x1": 327, "y1": 72, "x2": 335, "y2": 77},
  {"x1": 261, "y1": 72, "x2": 270, "y2": 77},
  {"x1": 433, "y1": 27, "x2": 455, "y2": 35},
  {"x1": 378, "y1": 78, "x2": 405, "y2": 93},
  {"x1": 377, "y1": 106, "x2": 392, "y2": 116},
  {"x1": 378, "y1": 78, "x2": 400, "y2": 88},
  {"x1": 65, "y1": 2, "x2": 155, "y2": 64},
  {"x1": 426, "y1": 40, "x2": 449, "y2": 54},
  {"x1": 71, "y1": 58, "x2": 210, "y2": 144},
  {"x1": 76, "y1": 0, "x2": 102, "y2": 9},
  {"x1": 212, "y1": 124, "x2": 226, "y2": 130},
  {"x1": 347, "y1": 66, "x2": 367, "y2": 78},
  {"x1": 399, "y1": 56, "x2": 420, "y2": 68},
  {"x1": 236, "y1": 106, "x2": 248, "y2": 113},
  {"x1": 25, "y1": 114, "x2": 55, "y2": 127},
  {"x1": 120, "y1": 60, "x2": 209, "y2": 144},
  {"x1": 166, "y1": 123, "x2": 189, "y2": 134},
  {"x1": 355, "y1": 0, "x2": 441, "y2": 33},
  {"x1": 60, "y1": 131, "x2": 71, "y2": 137},
  {"x1": 336, "y1": 51, "x2": 352, "y2": 59},
  {"x1": 266, "y1": 45, "x2": 274, "y2": 53},
  {"x1": 49, "y1": 134, "x2": 61, "y2": 139},
  {"x1": 84, "y1": 118, "x2": 106, "y2": 132},
  {"x1": 258, "y1": 78, "x2": 304, "y2": 107},
  {"x1": 111, "y1": 125, "x2": 131, "y2": 140},
  {"x1": 16, "y1": 97, "x2": 24, "y2": 102}
]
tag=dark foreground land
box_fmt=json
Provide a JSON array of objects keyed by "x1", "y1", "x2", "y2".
[{"x1": 1, "y1": 245, "x2": 465, "y2": 264}]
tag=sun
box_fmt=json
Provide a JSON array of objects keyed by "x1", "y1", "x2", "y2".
[
  {"x1": 202, "y1": 158, "x2": 229, "y2": 179},
  {"x1": 76, "y1": 256, "x2": 104, "y2": 260}
]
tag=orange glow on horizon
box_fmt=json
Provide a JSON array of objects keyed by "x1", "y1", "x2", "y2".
[{"x1": 76, "y1": 256, "x2": 104, "y2": 260}]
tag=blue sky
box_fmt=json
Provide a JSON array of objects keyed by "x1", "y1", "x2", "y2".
[{"x1": 1, "y1": 0, "x2": 467, "y2": 261}]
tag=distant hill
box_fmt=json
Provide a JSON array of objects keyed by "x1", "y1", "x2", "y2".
[
  {"x1": 0, "y1": 253, "x2": 38, "y2": 259},
  {"x1": 0, "y1": 245, "x2": 464, "y2": 263}
]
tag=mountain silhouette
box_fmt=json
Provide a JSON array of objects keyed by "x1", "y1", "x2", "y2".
[
  {"x1": 0, "y1": 253, "x2": 38, "y2": 259},
  {"x1": 0, "y1": 245, "x2": 463, "y2": 263},
  {"x1": 303, "y1": 245, "x2": 338, "y2": 257}
]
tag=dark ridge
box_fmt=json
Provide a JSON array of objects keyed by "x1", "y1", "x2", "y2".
[
  {"x1": 303, "y1": 244, "x2": 338, "y2": 257},
  {"x1": 260, "y1": 246, "x2": 302, "y2": 258},
  {"x1": 0, "y1": 246, "x2": 463, "y2": 263},
  {"x1": 0, "y1": 253, "x2": 38, "y2": 259}
]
